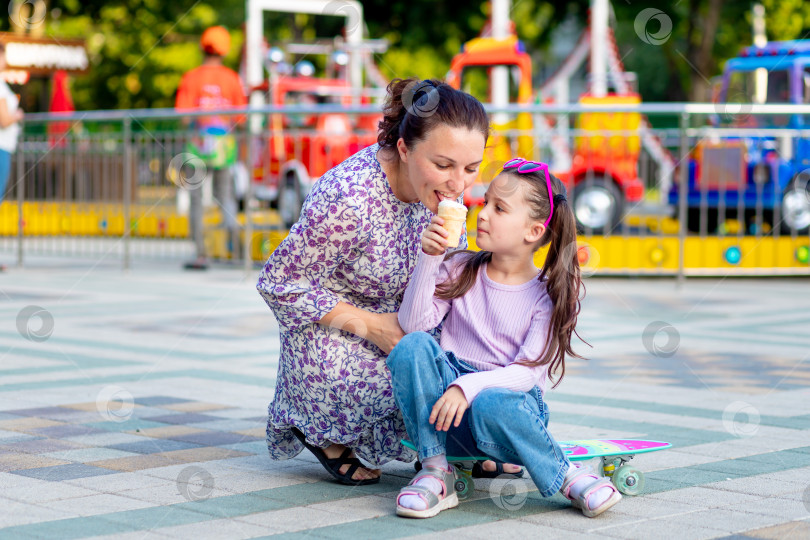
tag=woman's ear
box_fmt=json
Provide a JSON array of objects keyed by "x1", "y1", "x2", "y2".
[{"x1": 396, "y1": 138, "x2": 408, "y2": 163}]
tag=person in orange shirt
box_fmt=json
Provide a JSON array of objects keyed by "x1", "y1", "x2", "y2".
[{"x1": 175, "y1": 26, "x2": 247, "y2": 270}]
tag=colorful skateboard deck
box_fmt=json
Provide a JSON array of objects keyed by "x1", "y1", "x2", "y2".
[
  {"x1": 401, "y1": 438, "x2": 671, "y2": 461},
  {"x1": 401, "y1": 438, "x2": 671, "y2": 497},
  {"x1": 562, "y1": 439, "x2": 672, "y2": 460}
]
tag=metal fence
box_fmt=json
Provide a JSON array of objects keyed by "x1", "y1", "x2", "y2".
[{"x1": 4, "y1": 103, "x2": 810, "y2": 277}]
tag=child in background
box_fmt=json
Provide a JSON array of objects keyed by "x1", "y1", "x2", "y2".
[{"x1": 387, "y1": 159, "x2": 621, "y2": 518}]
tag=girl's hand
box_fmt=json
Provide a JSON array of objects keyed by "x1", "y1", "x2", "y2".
[
  {"x1": 429, "y1": 386, "x2": 468, "y2": 431},
  {"x1": 368, "y1": 312, "x2": 405, "y2": 354},
  {"x1": 422, "y1": 216, "x2": 449, "y2": 256}
]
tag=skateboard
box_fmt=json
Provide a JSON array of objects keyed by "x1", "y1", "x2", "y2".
[{"x1": 402, "y1": 438, "x2": 671, "y2": 498}]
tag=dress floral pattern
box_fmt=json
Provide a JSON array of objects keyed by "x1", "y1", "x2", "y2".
[{"x1": 257, "y1": 143, "x2": 467, "y2": 466}]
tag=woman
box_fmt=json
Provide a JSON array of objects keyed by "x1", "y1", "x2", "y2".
[{"x1": 257, "y1": 78, "x2": 490, "y2": 483}]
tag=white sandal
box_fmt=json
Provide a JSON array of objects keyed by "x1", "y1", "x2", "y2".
[
  {"x1": 561, "y1": 464, "x2": 622, "y2": 518},
  {"x1": 396, "y1": 465, "x2": 460, "y2": 519}
]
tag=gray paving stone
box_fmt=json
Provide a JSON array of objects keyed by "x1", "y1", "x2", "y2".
[
  {"x1": 163, "y1": 430, "x2": 259, "y2": 446},
  {"x1": 5, "y1": 479, "x2": 98, "y2": 503},
  {"x1": 107, "y1": 439, "x2": 201, "y2": 454},
  {"x1": 517, "y1": 502, "x2": 641, "y2": 532},
  {"x1": 221, "y1": 440, "x2": 266, "y2": 455},
  {"x1": 35, "y1": 493, "x2": 155, "y2": 516},
  {"x1": 0, "y1": 430, "x2": 38, "y2": 444},
  {"x1": 425, "y1": 520, "x2": 614, "y2": 539},
  {"x1": 133, "y1": 396, "x2": 192, "y2": 407},
  {"x1": 234, "y1": 505, "x2": 360, "y2": 532},
  {"x1": 11, "y1": 463, "x2": 116, "y2": 482},
  {"x1": 142, "y1": 413, "x2": 225, "y2": 425},
  {"x1": 596, "y1": 518, "x2": 727, "y2": 540},
  {"x1": 64, "y1": 470, "x2": 174, "y2": 492},
  {"x1": 78, "y1": 531, "x2": 174, "y2": 540},
  {"x1": 2, "y1": 266, "x2": 808, "y2": 539},
  {"x1": 723, "y1": 497, "x2": 810, "y2": 520},
  {"x1": 116, "y1": 483, "x2": 234, "y2": 506},
  {"x1": 609, "y1": 495, "x2": 703, "y2": 518},
  {"x1": 735, "y1": 520, "x2": 810, "y2": 539},
  {"x1": 30, "y1": 424, "x2": 106, "y2": 438},
  {"x1": 707, "y1": 476, "x2": 806, "y2": 498},
  {"x1": 62, "y1": 432, "x2": 148, "y2": 447},
  {"x1": 0, "y1": 498, "x2": 79, "y2": 527},
  {"x1": 310, "y1": 493, "x2": 393, "y2": 521},
  {"x1": 648, "y1": 486, "x2": 763, "y2": 508},
  {"x1": 665, "y1": 508, "x2": 785, "y2": 534},
  {"x1": 145, "y1": 517, "x2": 270, "y2": 539}
]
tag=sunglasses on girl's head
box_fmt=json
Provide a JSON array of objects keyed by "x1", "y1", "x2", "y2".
[{"x1": 502, "y1": 158, "x2": 554, "y2": 226}]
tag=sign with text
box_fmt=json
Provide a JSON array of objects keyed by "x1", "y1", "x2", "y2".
[{"x1": 0, "y1": 33, "x2": 88, "y2": 75}]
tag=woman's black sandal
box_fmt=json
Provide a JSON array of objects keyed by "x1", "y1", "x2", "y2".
[{"x1": 291, "y1": 427, "x2": 380, "y2": 486}]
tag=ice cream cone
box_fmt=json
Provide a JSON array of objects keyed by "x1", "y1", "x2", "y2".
[{"x1": 438, "y1": 200, "x2": 468, "y2": 248}]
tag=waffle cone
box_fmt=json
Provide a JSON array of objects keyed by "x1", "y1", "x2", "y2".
[{"x1": 438, "y1": 201, "x2": 467, "y2": 248}]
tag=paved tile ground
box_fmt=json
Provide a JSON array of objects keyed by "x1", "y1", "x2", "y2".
[{"x1": 1, "y1": 257, "x2": 809, "y2": 539}]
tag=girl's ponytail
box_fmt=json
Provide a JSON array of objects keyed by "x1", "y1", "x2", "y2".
[
  {"x1": 536, "y1": 190, "x2": 587, "y2": 387},
  {"x1": 502, "y1": 168, "x2": 587, "y2": 387}
]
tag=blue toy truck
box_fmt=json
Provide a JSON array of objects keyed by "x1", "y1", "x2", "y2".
[{"x1": 670, "y1": 40, "x2": 810, "y2": 234}]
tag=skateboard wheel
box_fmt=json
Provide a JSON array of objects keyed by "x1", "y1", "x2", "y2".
[
  {"x1": 454, "y1": 476, "x2": 473, "y2": 500},
  {"x1": 612, "y1": 465, "x2": 645, "y2": 496}
]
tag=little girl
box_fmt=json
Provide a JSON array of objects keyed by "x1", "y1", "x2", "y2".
[{"x1": 387, "y1": 159, "x2": 621, "y2": 519}]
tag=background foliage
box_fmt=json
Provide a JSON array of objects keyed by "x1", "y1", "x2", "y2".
[{"x1": 5, "y1": 0, "x2": 810, "y2": 111}]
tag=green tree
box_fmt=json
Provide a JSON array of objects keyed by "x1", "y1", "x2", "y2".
[
  {"x1": 13, "y1": 0, "x2": 810, "y2": 111},
  {"x1": 4, "y1": 0, "x2": 247, "y2": 110}
]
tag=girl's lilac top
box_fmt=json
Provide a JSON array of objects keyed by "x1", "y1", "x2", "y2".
[
  {"x1": 257, "y1": 143, "x2": 466, "y2": 466},
  {"x1": 398, "y1": 249, "x2": 553, "y2": 402}
]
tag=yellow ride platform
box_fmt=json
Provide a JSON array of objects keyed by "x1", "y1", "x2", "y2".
[{"x1": 3, "y1": 202, "x2": 808, "y2": 274}]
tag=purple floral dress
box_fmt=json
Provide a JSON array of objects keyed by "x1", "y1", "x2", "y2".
[{"x1": 257, "y1": 144, "x2": 467, "y2": 466}]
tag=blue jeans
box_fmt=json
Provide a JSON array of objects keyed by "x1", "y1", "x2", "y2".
[
  {"x1": 387, "y1": 331, "x2": 570, "y2": 497},
  {"x1": 0, "y1": 149, "x2": 10, "y2": 202}
]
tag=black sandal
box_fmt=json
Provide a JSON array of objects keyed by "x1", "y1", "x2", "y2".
[
  {"x1": 471, "y1": 460, "x2": 524, "y2": 479},
  {"x1": 414, "y1": 459, "x2": 524, "y2": 479},
  {"x1": 291, "y1": 427, "x2": 380, "y2": 486}
]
